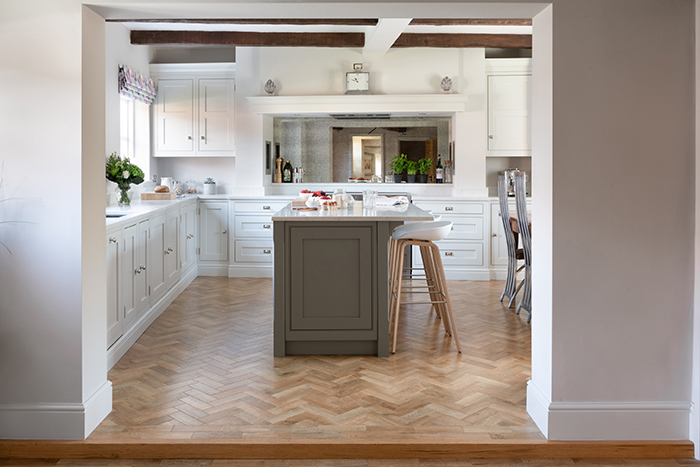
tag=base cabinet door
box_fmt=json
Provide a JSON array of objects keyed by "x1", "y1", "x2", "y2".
[
  {"x1": 106, "y1": 232, "x2": 122, "y2": 348},
  {"x1": 149, "y1": 213, "x2": 168, "y2": 303},
  {"x1": 179, "y1": 202, "x2": 197, "y2": 272},
  {"x1": 121, "y1": 224, "x2": 139, "y2": 328},
  {"x1": 164, "y1": 209, "x2": 180, "y2": 290},
  {"x1": 490, "y1": 203, "x2": 509, "y2": 267},
  {"x1": 199, "y1": 200, "x2": 229, "y2": 262},
  {"x1": 287, "y1": 225, "x2": 375, "y2": 334}
]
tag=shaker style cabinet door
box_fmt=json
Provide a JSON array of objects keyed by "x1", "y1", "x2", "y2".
[
  {"x1": 199, "y1": 201, "x2": 229, "y2": 262},
  {"x1": 164, "y1": 208, "x2": 180, "y2": 291},
  {"x1": 153, "y1": 79, "x2": 195, "y2": 155},
  {"x1": 148, "y1": 213, "x2": 168, "y2": 302},
  {"x1": 487, "y1": 74, "x2": 531, "y2": 153},
  {"x1": 179, "y1": 202, "x2": 198, "y2": 272},
  {"x1": 198, "y1": 79, "x2": 235, "y2": 153},
  {"x1": 106, "y1": 232, "x2": 122, "y2": 348}
]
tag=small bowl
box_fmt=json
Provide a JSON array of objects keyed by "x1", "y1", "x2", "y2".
[
  {"x1": 299, "y1": 192, "x2": 312, "y2": 201},
  {"x1": 306, "y1": 197, "x2": 321, "y2": 208}
]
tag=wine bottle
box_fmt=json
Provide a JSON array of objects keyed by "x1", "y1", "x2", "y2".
[
  {"x1": 435, "y1": 156, "x2": 443, "y2": 184},
  {"x1": 283, "y1": 160, "x2": 293, "y2": 183}
]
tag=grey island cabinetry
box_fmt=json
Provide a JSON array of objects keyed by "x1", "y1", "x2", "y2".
[{"x1": 272, "y1": 203, "x2": 433, "y2": 357}]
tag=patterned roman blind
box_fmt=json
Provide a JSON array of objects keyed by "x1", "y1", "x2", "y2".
[{"x1": 118, "y1": 64, "x2": 156, "y2": 105}]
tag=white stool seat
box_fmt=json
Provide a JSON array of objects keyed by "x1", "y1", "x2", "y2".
[{"x1": 391, "y1": 220, "x2": 452, "y2": 242}]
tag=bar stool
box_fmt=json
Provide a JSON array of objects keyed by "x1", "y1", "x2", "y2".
[
  {"x1": 513, "y1": 172, "x2": 532, "y2": 322},
  {"x1": 388, "y1": 221, "x2": 462, "y2": 354},
  {"x1": 497, "y1": 173, "x2": 525, "y2": 308}
]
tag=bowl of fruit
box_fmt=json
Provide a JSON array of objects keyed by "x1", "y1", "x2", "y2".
[{"x1": 299, "y1": 189, "x2": 313, "y2": 201}]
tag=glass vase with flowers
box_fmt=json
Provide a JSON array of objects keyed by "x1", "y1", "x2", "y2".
[{"x1": 105, "y1": 152, "x2": 145, "y2": 206}]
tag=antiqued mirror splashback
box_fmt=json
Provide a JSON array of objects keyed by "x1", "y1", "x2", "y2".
[{"x1": 272, "y1": 116, "x2": 451, "y2": 183}]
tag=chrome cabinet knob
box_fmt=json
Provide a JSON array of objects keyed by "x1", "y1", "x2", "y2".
[
  {"x1": 187, "y1": 136, "x2": 192, "y2": 140},
  {"x1": 445, "y1": 206, "x2": 453, "y2": 211},
  {"x1": 222, "y1": 230, "x2": 227, "y2": 234},
  {"x1": 492, "y1": 233, "x2": 498, "y2": 237},
  {"x1": 134, "y1": 268, "x2": 141, "y2": 274},
  {"x1": 489, "y1": 135, "x2": 494, "y2": 139},
  {"x1": 140, "y1": 265, "x2": 146, "y2": 271},
  {"x1": 109, "y1": 237, "x2": 117, "y2": 244},
  {"x1": 201, "y1": 136, "x2": 205, "y2": 140}
]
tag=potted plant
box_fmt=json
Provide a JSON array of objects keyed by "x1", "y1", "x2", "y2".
[
  {"x1": 389, "y1": 153, "x2": 408, "y2": 183},
  {"x1": 417, "y1": 157, "x2": 433, "y2": 183},
  {"x1": 406, "y1": 160, "x2": 419, "y2": 183},
  {"x1": 106, "y1": 152, "x2": 144, "y2": 206},
  {"x1": 203, "y1": 177, "x2": 216, "y2": 195}
]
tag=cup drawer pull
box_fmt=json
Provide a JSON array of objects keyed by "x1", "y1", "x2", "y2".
[
  {"x1": 262, "y1": 206, "x2": 271, "y2": 210},
  {"x1": 445, "y1": 206, "x2": 454, "y2": 211},
  {"x1": 444, "y1": 252, "x2": 454, "y2": 257},
  {"x1": 263, "y1": 249, "x2": 272, "y2": 254},
  {"x1": 263, "y1": 224, "x2": 271, "y2": 229}
]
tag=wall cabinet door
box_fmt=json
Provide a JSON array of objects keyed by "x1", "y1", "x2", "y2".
[
  {"x1": 198, "y1": 78, "x2": 235, "y2": 153},
  {"x1": 106, "y1": 232, "x2": 122, "y2": 348},
  {"x1": 154, "y1": 79, "x2": 195, "y2": 155},
  {"x1": 199, "y1": 201, "x2": 229, "y2": 262},
  {"x1": 488, "y1": 74, "x2": 531, "y2": 152},
  {"x1": 164, "y1": 209, "x2": 180, "y2": 291},
  {"x1": 179, "y1": 202, "x2": 197, "y2": 272}
]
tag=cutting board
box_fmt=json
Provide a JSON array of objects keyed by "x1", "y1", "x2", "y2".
[{"x1": 141, "y1": 192, "x2": 176, "y2": 200}]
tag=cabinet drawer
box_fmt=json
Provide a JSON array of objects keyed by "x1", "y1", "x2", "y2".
[
  {"x1": 444, "y1": 216, "x2": 484, "y2": 241},
  {"x1": 234, "y1": 215, "x2": 274, "y2": 238},
  {"x1": 415, "y1": 242, "x2": 484, "y2": 267},
  {"x1": 234, "y1": 201, "x2": 289, "y2": 214},
  {"x1": 416, "y1": 201, "x2": 484, "y2": 216},
  {"x1": 235, "y1": 240, "x2": 274, "y2": 263}
]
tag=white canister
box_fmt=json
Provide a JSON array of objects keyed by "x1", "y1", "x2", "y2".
[
  {"x1": 203, "y1": 182, "x2": 216, "y2": 195},
  {"x1": 160, "y1": 177, "x2": 173, "y2": 189}
]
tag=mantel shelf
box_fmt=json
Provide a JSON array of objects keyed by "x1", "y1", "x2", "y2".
[{"x1": 247, "y1": 94, "x2": 468, "y2": 116}]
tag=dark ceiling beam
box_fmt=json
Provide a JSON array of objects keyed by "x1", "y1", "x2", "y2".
[
  {"x1": 409, "y1": 18, "x2": 532, "y2": 26},
  {"x1": 111, "y1": 18, "x2": 378, "y2": 26},
  {"x1": 130, "y1": 30, "x2": 366, "y2": 47},
  {"x1": 392, "y1": 33, "x2": 532, "y2": 49}
]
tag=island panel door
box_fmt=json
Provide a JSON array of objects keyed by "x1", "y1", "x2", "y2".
[{"x1": 289, "y1": 225, "x2": 374, "y2": 332}]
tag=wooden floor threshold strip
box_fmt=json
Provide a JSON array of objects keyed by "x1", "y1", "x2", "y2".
[{"x1": 0, "y1": 439, "x2": 693, "y2": 460}]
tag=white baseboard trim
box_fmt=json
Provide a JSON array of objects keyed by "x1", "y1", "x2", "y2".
[
  {"x1": 229, "y1": 264, "x2": 273, "y2": 278},
  {"x1": 526, "y1": 380, "x2": 550, "y2": 437},
  {"x1": 198, "y1": 263, "x2": 229, "y2": 276},
  {"x1": 107, "y1": 266, "x2": 198, "y2": 369},
  {"x1": 690, "y1": 401, "x2": 699, "y2": 459},
  {"x1": 527, "y1": 380, "x2": 690, "y2": 440},
  {"x1": 548, "y1": 400, "x2": 690, "y2": 440},
  {"x1": 0, "y1": 381, "x2": 112, "y2": 440}
]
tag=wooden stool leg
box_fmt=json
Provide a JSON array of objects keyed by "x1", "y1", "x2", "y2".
[
  {"x1": 420, "y1": 244, "x2": 441, "y2": 319},
  {"x1": 430, "y1": 242, "x2": 462, "y2": 353},
  {"x1": 390, "y1": 241, "x2": 406, "y2": 354},
  {"x1": 425, "y1": 244, "x2": 452, "y2": 336}
]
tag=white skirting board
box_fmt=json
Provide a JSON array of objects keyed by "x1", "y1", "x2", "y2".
[
  {"x1": 107, "y1": 265, "x2": 198, "y2": 369},
  {"x1": 229, "y1": 264, "x2": 273, "y2": 278},
  {"x1": 0, "y1": 380, "x2": 112, "y2": 440},
  {"x1": 527, "y1": 380, "x2": 690, "y2": 440}
]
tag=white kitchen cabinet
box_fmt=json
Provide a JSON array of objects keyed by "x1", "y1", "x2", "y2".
[
  {"x1": 179, "y1": 200, "x2": 197, "y2": 273},
  {"x1": 151, "y1": 64, "x2": 235, "y2": 157},
  {"x1": 412, "y1": 199, "x2": 489, "y2": 280},
  {"x1": 486, "y1": 58, "x2": 532, "y2": 156},
  {"x1": 106, "y1": 231, "x2": 122, "y2": 348},
  {"x1": 229, "y1": 198, "x2": 293, "y2": 277},
  {"x1": 148, "y1": 208, "x2": 179, "y2": 303},
  {"x1": 490, "y1": 202, "x2": 509, "y2": 268},
  {"x1": 199, "y1": 200, "x2": 229, "y2": 262},
  {"x1": 121, "y1": 221, "x2": 150, "y2": 329}
]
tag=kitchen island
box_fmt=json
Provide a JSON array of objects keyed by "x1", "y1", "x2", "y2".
[{"x1": 272, "y1": 202, "x2": 433, "y2": 357}]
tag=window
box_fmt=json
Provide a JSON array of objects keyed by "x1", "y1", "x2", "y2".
[{"x1": 119, "y1": 96, "x2": 135, "y2": 160}]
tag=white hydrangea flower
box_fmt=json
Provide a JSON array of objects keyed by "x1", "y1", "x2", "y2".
[{"x1": 122, "y1": 170, "x2": 130, "y2": 179}]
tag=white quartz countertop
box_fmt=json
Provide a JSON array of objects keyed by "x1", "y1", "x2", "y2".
[
  {"x1": 272, "y1": 202, "x2": 433, "y2": 222},
  {"x1": 106, "y1": 196, "x2": 197, "y2": 228}
]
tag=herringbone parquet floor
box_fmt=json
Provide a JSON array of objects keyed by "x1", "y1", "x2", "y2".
[{"x1": 92, "y1": 277, "x2": 539, "y2": 441}]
